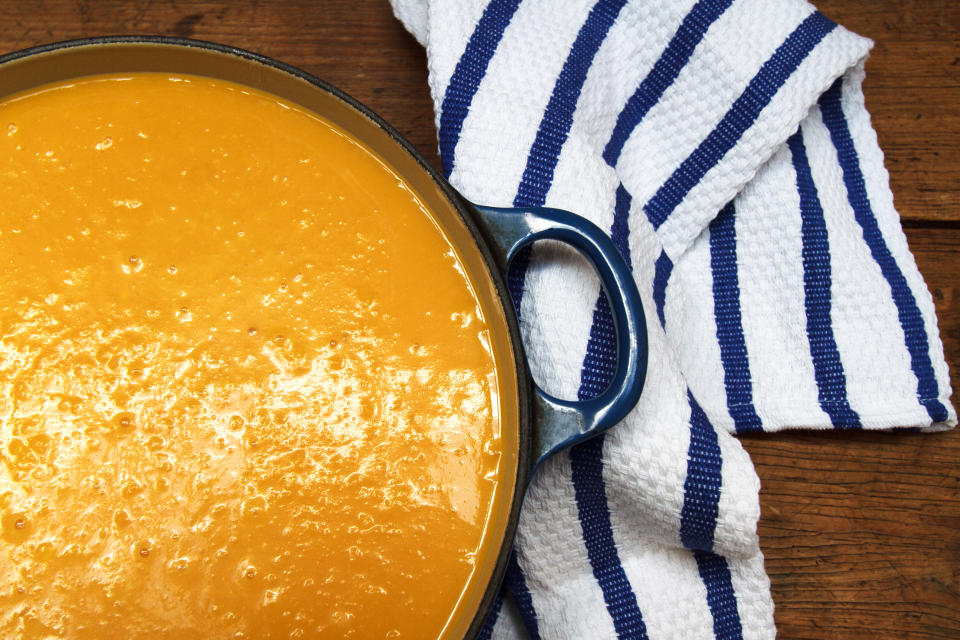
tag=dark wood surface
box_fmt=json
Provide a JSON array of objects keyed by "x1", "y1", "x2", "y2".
[{"x1": 0, "y1": 1, "x2": 956, "y2": 638}]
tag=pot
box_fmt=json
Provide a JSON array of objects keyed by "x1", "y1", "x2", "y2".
[{"x1": 0, "y1": 36, "x2": 648, "y2": 638}]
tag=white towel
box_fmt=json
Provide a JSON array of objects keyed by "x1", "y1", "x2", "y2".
[{"x1": 389, "y1": 1, "x2": 957, "y2": 638}]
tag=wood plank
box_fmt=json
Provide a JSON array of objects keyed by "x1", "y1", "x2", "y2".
[
  {"x1": 906, "y1": 226, "x2": 960, "y2": 398},
  {"x1": 743, "y1": 427, "x2": 960, "y2": 640},
  {"x1": 0, "y1": 2, "x2": 956, "y2": 638},
  {"x1": 816, "y1": 0, "x2": 960, "y2": 222},
  {"x1": 743, "y1": 227, "x2": 960, "y2": 640}
]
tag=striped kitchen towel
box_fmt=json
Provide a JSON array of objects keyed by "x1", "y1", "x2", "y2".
[{"x1": 390, "y1": 1, "x2": 957, "y2": 638}]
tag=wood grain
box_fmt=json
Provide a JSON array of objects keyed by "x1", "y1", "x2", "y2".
[
  {"x1": 816, "y1": 0, "x2": 960, "y2": 222},
  {"x1": 743, "y1": 226, "x2": 960, "y2": 640},
  {"x1": 0, "y1": 1, "x2": 956, "y2": 638}
]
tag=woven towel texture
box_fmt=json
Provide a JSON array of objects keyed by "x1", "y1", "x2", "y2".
[{"x1": 390, "y1": 1, "x2": 956, "y2": 638}]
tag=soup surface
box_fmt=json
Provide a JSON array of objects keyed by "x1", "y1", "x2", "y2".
[{"x1": 0, "y1": 73, "x2": 508, "y2": 638}]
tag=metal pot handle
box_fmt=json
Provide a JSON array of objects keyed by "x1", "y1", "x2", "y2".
[{"x1": 469, "y1": 203, "x2": 648, "y2": 474}]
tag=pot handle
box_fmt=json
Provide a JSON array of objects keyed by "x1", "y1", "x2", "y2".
[{"x1": 470, "y1": 203, "x2": 648, "y2": 473}]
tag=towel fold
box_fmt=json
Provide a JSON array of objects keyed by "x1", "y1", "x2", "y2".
[{"x1": 390, "y1": 1, "x2": 956, "y2": 638}]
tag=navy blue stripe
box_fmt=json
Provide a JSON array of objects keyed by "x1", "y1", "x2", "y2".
[
  {"x1": 679, "y1": 392, "x2": 722, "y2": 551},
  {"x1": 570, "y1": 435, "x2": 649, "y2": 639},
  {"x1": 788, "y1": 130, "x2": 862, "y2": 428},
  {"x1": 571, "y1": 184, "x2": 647, "y2": 639},
  {"x1": 603, "y1": 0, "x2": 735, "y2": 166},
  {"x1": 653, "y1": 250, "x2": 674, "y2": 327},
  {"x1": 644, "y1": 11, "x2": 837, "y2": 229},
  {"x1": 514, "y1": 0, "x2": 627, "y2": 207},
  {"x1": 580, "y1": 287, "x2": 619, "y2": 401},
  {"x1": 507, "y1": 0, "x2": 625, "y2": 316},
  {"x1": 609, "y1": 183, "x2": 633, "y2": 263},
  {"x1": 505, "y1": 549, "x2": 541, "y2": 639},
  {"x1": 682, "y1": 395, "x2": 746, "y2": 638},
  {"x1": 694, "y1": 550, "x2": 745, "y2": 640},
  {"x1": 818, "y1": 79, "x2": 949, "y2": 423},
  {"x1": 437, "y1": 0, "x2": 522, "y2": 178},
  {"x1": 507, "y1": 244, "x2": 533, "y2": 321},
  {"x1": 709, "y1": 203, "x2": 763, "y2": 433},
  {"x1": 477, "y1": 589, "x2": 504, "y2": 640},
  {"x1": 579, "y1": 185, "x2": 632, "y2": 399}
]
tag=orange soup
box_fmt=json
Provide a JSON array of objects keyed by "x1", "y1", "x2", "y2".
[{"x1": 0, "y1": 73, "x2": 509, "y2": 638}]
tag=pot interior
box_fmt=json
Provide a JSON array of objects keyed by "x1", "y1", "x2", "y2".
[{"x1": 0, "y1": 38, "x2": 524, "y2": 639}]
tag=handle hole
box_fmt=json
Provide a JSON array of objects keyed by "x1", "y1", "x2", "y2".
[{"x1": 506, "y1": 239, "x2": 614, "y2": 402}]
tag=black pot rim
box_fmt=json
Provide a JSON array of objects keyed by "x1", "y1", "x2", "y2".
[{"x1": 0, "y1": 35, "x2": 533, "y2": 640}]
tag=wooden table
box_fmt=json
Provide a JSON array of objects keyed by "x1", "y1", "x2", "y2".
[{"x1": 0, "y1": 1, "x2": 956, "y2": 638}]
